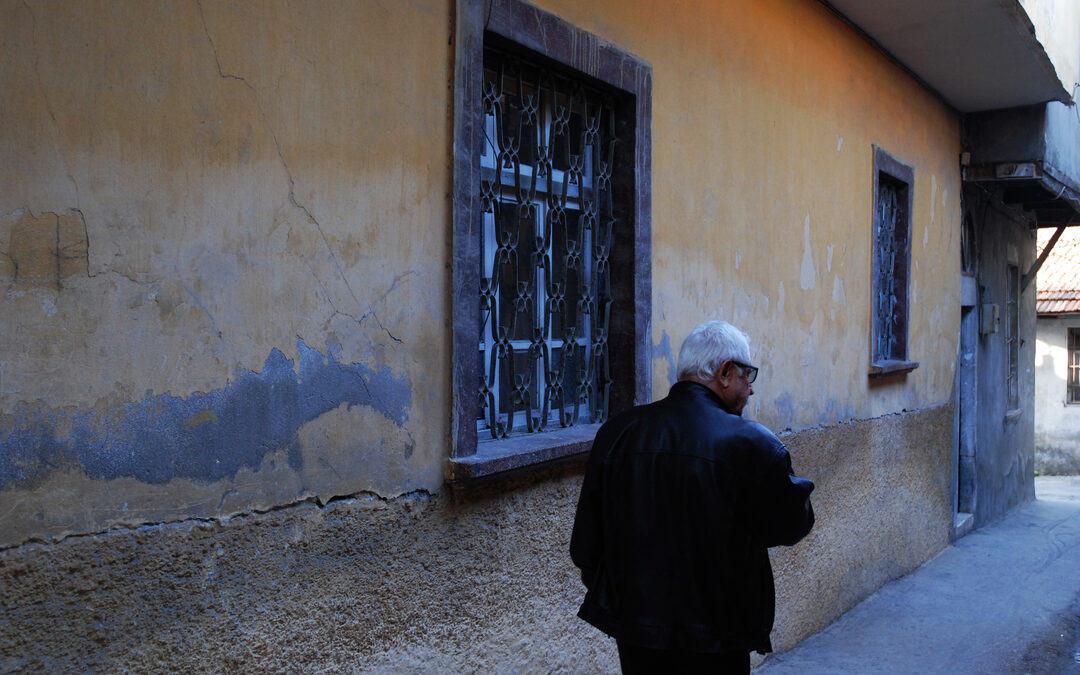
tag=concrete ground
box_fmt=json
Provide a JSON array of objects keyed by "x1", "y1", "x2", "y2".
[{"x1": 758, "y1": 476, "x2": 1080, "y2": 674}]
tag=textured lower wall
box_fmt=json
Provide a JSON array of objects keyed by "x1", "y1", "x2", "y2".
[
  {"x1": 769, "y1": 404, "x2": 954, "y2": 654},
  {"x1": 0, "y1": 469, "x2": 617, "y2": 673},
  {"x1": 0, "y1": 406, "x2": 952, "y2": 671}
]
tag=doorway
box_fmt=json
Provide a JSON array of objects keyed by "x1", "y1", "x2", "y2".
[{"x1": 956, "y1": 296, "x2": 978, "y2": 537}]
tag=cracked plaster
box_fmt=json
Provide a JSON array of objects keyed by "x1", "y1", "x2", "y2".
[
  {"x1": 1, "y1": 0, "x2": 447, "y2": 397},
  {"x1": 0, "y1": 339, "x2": 415, "y2": 548},
  {"x1": 0, "y1": 0, "x2": 451, "y2": 544}
]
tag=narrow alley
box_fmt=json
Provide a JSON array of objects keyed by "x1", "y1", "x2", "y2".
[{"x1": 759, "y1": 476, "x2": 1080, "y2": 674}]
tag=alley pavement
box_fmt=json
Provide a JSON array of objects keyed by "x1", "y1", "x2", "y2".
[{"x1": 758, "y1": 476, "x2": 1080, "y2": 674}]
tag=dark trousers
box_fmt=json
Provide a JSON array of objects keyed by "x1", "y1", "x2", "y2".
[{"x1": 616, "y1": 640, "x2": 750, "y2": 674}]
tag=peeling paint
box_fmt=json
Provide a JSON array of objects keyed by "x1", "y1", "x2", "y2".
[
  {"x1": 652, "y1": 330, "x2": 678, "y2": 386},
  {"x1": 831, "y1": 275, "x2": 847, "y2": 322},
  {"x1": 833, "y1": 276, "x2": 846, "y2": 305},
  {"x1": 800, "y1": 213, "x2": 816, "y2": 290},
  {"x1": 774, "y1": 393, "x2": 797, "y2": 423},
  {"x1": 39, "y1": 295, "x2": 57, "y2": 317},
  {"x1": 0, "y1": 339, "x2": 410, "y2": 490},
  {"x1": 183, "y1": 410, "x2": 219, "y2": 429},
  {"x1": 930, "y1": 174, "x2": 937, "y2": 227},
  {"x1": 733, "y1": 287, "x2": 758, "y2": 325},
  {"x1": 0, "y1": 209, "x2": 89, "y2": 289}
]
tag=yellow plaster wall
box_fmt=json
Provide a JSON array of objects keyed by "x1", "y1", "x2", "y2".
[
  {"x1": 0, "y1": 0, "x2": 454, "y2": 542},
  {"x1": 1, "y1": 0, "x2": 450, "y2": 407},
  {"x1": 1, "y1": 0, "x2": 961, "y2": 540},
  {"x1": 0, "y1": 0, "x2": 968, "y2": 666},
  {"x1": 532, "y1": 0, "x2": 963, "y2": 431}
]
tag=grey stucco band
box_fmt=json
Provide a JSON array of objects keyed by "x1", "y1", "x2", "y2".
[{"x1": 0, "y1": 338, "x2": 411, "y2": 489}]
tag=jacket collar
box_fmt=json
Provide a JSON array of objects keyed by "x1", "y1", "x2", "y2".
[{"x1": 669, "y1": 379, "x2": 737, "y2": 415}]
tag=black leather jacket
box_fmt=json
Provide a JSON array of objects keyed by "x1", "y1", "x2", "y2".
[{"x1": 570, "y1": 381, "x2": 815, "y2": 655}]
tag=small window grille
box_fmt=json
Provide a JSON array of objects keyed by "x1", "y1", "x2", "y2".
[
  {"x1": 1006, "y1": 265, "x2": 1020, "y2": 409},
  {"x1": 874, "y1": 177, "x2": 904, "y2": 361},
  {"x1": 1068, "y1": 328, "x2": 1080, "y2": 404},
  {"x1": 477, "y1": 46, "x2": 617, "y2": 439}
]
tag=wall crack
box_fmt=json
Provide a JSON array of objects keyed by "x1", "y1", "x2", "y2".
[
  {"x1": 2, "y1": 207, "x2": 91, "y2": 287},
  {"x1": 197, "y1": 1, "x2": 400, "y2": 348},
  {"x1": 0, "y1": 488, "x2": 437, "y2": 553},
  {"x1": 22, "y1": 0, "x2": 82, "y2": 210}
]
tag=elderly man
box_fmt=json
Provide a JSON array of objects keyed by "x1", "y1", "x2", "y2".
[{"x1": 570, "y1": 320, "x2": 815, "y2": 674}]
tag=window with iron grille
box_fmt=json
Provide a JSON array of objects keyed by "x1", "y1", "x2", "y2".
[
  {"x1": 449, "y1": 0, "x2": 652, "y2": 479},
  {"x1": 870, "y1": 146, "x2": 918, "y2": 377},
  {"x1": 1006, "y1": 265, "x2": 1020, "y2": 409},
  {"x1": 1068, "y1": 328, "x2": 1080, "y2": 404},
  {"x1": 477, "y1": 47, "x2": 615, "y2": 438}
]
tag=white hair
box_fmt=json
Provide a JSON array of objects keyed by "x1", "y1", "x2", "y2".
[{"x1": 676, "y1": 320, "x2": 752, "y2": 381}]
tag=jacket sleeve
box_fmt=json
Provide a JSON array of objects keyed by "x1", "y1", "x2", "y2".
[
  {"x1": 750, "y1": 433, "x2": 815, "y2": 548},
  {"x1": 569, "y1": 423, "x2": 614, "y2": 589}
]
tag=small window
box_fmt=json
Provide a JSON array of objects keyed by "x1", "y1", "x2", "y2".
[
  {"x1": 870, "y1": 147, "x2": 918, "y2": 376},
  {"x1": 1068, "y1": 328, "x2": 1080, "y2": 404},
  {"x1": 1006, "y1": 265, "x2": 1020, "y2": 409}
]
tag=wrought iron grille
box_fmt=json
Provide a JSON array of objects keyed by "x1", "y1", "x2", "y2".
[
  {"x1": 477, "y1": 46, "x2": 617, "y2": 439},
  {"x1": 1006, "y1": 265, "x2": 1020, "y2": 408},
  {"x1": 875, "y1": 178, "x2": 901, "y2": 360},
  {"x1": 1069, "y1": 328, "x2": 1080, "y2": 404}
]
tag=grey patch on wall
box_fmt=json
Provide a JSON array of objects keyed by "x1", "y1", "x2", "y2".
[
  {"x1": 652, "y1": 330, "x2": 678, "y2": 386},
  {"x1": 0, "y1": 338, "x2": 411, "y2": 489},
  {"x1": 821, "y1": 399, "x2": 857, "y2": 425},
  {"x1": 772, "y1": 396, "x2": 855, "y2": 431},
  {"x1": 774, "y1": 393, "x2": 797, "y2": 423}
]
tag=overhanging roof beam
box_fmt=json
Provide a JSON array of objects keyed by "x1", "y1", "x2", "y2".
[{"x1": 1023, "y1": 223, "x2": 1068, "y2": 292}]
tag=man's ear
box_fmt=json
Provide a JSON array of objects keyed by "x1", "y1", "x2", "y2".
[{"x1": 718, "y1": 359, "x2": 734, "y2": 382}]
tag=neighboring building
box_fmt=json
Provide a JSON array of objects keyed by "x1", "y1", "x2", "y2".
[
  {"x1": 1035, "y1": 227, "x2": 1080, "y2": 474},
  {"x1": 963, "y1": 87, "x2": 1080, "y2": 521},
  {"x1": 1, "y1": 0, "x2": 1078, "y2": 670}
]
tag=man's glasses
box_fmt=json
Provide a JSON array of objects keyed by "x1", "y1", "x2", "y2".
[{"x1": 732, "y1": 361, "x2": 759, "y2": 384}]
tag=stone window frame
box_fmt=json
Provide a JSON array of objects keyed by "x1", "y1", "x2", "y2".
[
  {"x1": 869, "y1": 146, "x2": 919, "y2": 377},
  {"x1": 448, "y1": 0, "x2": 652, "y2": 480}
]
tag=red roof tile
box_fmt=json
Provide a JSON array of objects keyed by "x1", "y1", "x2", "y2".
[{"x1": 1037, "y1": 227, "x2": 1080, "y2": 314}]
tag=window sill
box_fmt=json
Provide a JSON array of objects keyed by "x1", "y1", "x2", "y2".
[
  {"x1": 869, "y1": 359, "x2": 919, "y2": 377},
  {"x1": 447, "y1": 423, "x2": 601, "y2": 481},
  {"x1": 1004, "y1": 408, "x2": 1023, "y2": 424}
]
